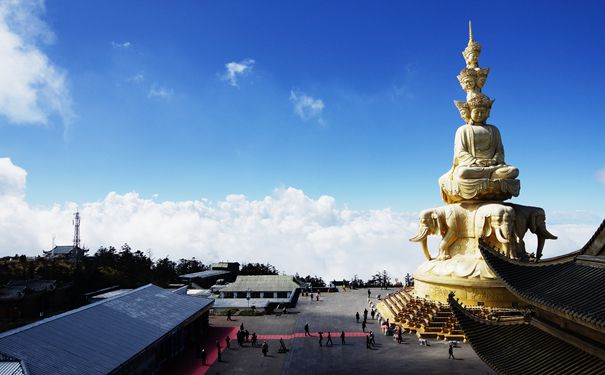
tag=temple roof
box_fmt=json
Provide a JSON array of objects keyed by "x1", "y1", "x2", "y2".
[
  {"x1": 448, "y1": 293, "x2": 605, "y2": 375},
  {"x1": 580, "y1": 219, "x2": 605, "y2": 256},
  {"x1": 479, "y1": 241, "x2": 605, "y2": 331}
]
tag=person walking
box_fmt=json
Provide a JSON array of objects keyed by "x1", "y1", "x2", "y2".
[
  {"x1": 304, "y1": 323, "x2": 310, "y2": 336},
  {"x1": 326, "y1": 332, "x2": 333, "y2": 346},
  {"x1": 366, "y1": 334, "x2": 371, "y2": 349},
  {"x1": 363, "y1": 308, "x2": 368, "y2": 320},
  {"x1": 371, "y1": 309, "x2": 376, "y2": 320},
  {"x1": 251, "y1": 332, "x2": 258, "y2": 346},
  {"x1": 318, "y1": 331, "x2": 324, "y2": 347},
  {"x1": 310, "y1": 293, "x2": 314, "y2": 301},
  {"x1": 340, "y1": 331, "x2": 345, "y2": 345},
  {"x1": 245, "y1": 329, "x2": 250, "y2": 343},
  {"x1": 369, "y1": 331, "x2": 376, "y2": 347},
  {"x1": 225, "y1": 335, "x2": 231, "y2": 349},
  {"x1": 449, "y1": 343, "x2": 456, "y2": 359},
  {"x1": 262, "y1": 341, "x2": 269, "y2": 357},
  {"x1": 362, "y1": 320, "x2": 367, "y2": 333},
  {"x1": 240, "y1": 323, "x2": 245, "y2": 331},
  {"x1": 316, "y1": 294, "x2": 319, "y2": 301},
  {"x1": 227, "y1": 310, "x2": 233, "y2": 321},
  {"x1": 216, "y1": 340, "x2": 222, "y2": 362},
  {"x1": 367, "y1": 289, "x2": 371, "y2": 298},
  {"x1": 200, "y1": 348, "x2": 207, "y2": 366},
  {"x1": 356, "y1": 311, "x2": 360, "y2": 323}
]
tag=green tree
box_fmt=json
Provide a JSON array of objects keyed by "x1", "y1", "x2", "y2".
[{"x1": 240, "y1": 263, "x2": 278, "y2": 275}]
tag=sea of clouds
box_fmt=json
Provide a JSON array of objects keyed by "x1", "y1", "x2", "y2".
[{"x1": 0, "y1": 157, "x2": 601, "y2": 282}]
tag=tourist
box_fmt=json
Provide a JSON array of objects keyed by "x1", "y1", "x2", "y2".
[
  {"x1": 356, "y1": 311, "x2": 360, "y2": 323},
  {"x1": 225, "y1": 335, "x2": 231, "y2": 349},
  {"x1": 245, "y1": 329, "x2": 250, "y2": 342},
  {"x1": 227, "y1": 310, "x2": 233, "y2": 321},
  {"x1": 340, "y1": 330, "x2": 345, "y2": 345},
  {"x1": 371, "y1": 309, "x2": 375, "y2": 320},
  {"x1": 262, "y1": 341, "x2": 269, "y2": 357},
  {"x1": 368, "y1": 289, "x2": 371, "y2": 298},
  {"x1": 279, "y1": 338, "x2": 288, "y2": 353},
  {"x1": 369, "y1": 331, "x2": 376, "y2": 347},
  {"x1": 318, "y1": 331, "x2": 323, "y2": 347},
  {"x1": 364, "y1": 308, "x2": 368, "y2": 320},
  {"x1": 251, "y1": 332, "x2": 258, "y2": 346},
  {"x1": 240, "y1": 323, "x2": 245, "y2": 331},
  {"x1": 362, "y1": 320, "x2": 367, "y2": 332},
  {"x1": 310, "y1": 293, "x2": 314, "y2": 301},
  {"x1": 366, "y1": 334, "x2": 371, "y2": 349},
  {"x1": 316, "y1": 294, "x2": 319, "y2": 301},
  {"x1": 200, "y1": 348, "x2": 207, "y2": 365},
  {"x1": 449, "y1": 343, "x2": 456, "y2": 359},
  {"x1": 216, "y1": 340, "x2": 222, "y2": 362},
  {"x1": 304, "y1": 323, "x2": 310, "y2": 336},
  {"x1": 236, "y1": 330, "x2": 242, "y2": 346},
  {"x1": 326, "y1": 332, "x2": 333, "y2": 346}
]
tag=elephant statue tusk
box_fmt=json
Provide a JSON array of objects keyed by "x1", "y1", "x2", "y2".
[
  {"x1": 410, "y1": 227, "x2": 429, "y2": 243},
  {"x1": 538, "y1": 226, "x2": 558, "y2": 240},
  {"x1": 495, "y1": 227, "x2": 509, "y2": 243},
  {"x1": 410, "y1": 227, "x2": 433, "y2": 261}
]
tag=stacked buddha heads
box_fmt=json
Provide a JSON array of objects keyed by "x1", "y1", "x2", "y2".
[{"x1": 454, "y1": 22, "x2": 494, "y2": 125}]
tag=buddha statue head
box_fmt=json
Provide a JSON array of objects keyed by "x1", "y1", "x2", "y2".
[
  {"x1": 457, "y1": 69, "x2": 478, "y2": 92},
  {"x1": 454, "y1": 100, "x2": 470, "y2": 123},
  {"x1": 467, "y1": 93, "x2": 494, "y2": 125},
  {"x1": 463, "y1": 21, "x2": 481, "y2": 68},
  {"x1": 476, "y1": 68, "x2": 490, "y2": 89}
]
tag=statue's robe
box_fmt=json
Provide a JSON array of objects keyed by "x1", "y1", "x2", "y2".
[{"x1": 439, "y1": 124, "x2": 519, "y2": 203}]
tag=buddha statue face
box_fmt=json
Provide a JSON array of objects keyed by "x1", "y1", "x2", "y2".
[
  {"x1": 459, "y1": 107, "x2": 470, "y2": 123},
  {"x1": 461, "y1": 77, "x2": 475, "y2": 91},
  {"x1": 476, "y1": 75, "x2": 486, "y2": 89},
  {"x1": 470, "y1": 107, "x2": 488, "y2": 124}
]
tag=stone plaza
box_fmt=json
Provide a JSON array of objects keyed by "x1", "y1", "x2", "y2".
[{"x1": 164, "y1": 288, "x2": 492, "y2": 374}]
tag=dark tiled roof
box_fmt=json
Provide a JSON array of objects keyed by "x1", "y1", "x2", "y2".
[
  {"x1": 479, "y1": 242, "x2": 605, "y2": 330},
  {"x1": 47, "y1": 245, "x2": 76, "y2": 255},
  {"x1": 581, "y1": 219, "x2": 605, "y2": 256},
  {"x1": 448, "y1": 293, "x2": 605, "y2": 375},
  {"x1": 179, "y1": 269, "x2": 231, "y2": 279},
  {"x1": 0, "y1": 284, "x2": 213, "y2": 375}
]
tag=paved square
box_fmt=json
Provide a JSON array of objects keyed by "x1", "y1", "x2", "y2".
[{"x1": 175, "y1": 288, "x2": 493, "y2": 374}]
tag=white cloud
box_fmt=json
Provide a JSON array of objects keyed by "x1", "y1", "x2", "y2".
[
  {"x1": 222, "y1": 58, "x2": 254, "y2": 87},
  {"x1": 148, "y1": 83, "x2": 173, "y2": 99},
  {"x1": 596, "y1": 167, "x2": 605, "y2": 187},
  {"x1": 290, "y1": 90, "x2": 325, "y2": 123},
  {"x1": 0, "y1": 157, "x2": 601, "y2": 282},
  {"x1": 127, "y1": 73, "x2": 144, "y2": 83},
  {"x1": 111, "y1": 41, "x2": 131, "y2": 49},
  {"x1": 0, "y1": 0, "x2": 73, "y2": 126}
]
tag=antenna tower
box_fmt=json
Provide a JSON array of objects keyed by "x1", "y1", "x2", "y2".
[{"x1": 73, "y1": 211, "x2": 81, "y2": 248}]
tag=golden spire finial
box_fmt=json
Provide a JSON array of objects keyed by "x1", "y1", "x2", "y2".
[{"x1": 468, "y1": 20, "x2": 474, "y2": 46}]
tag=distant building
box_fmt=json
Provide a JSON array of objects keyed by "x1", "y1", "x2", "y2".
[
  {"x1": 43, "y1": 245, "x2": 87, "y2": 260},
  {"x1": 43, "y1": 211, "x2": 88, "y2": 260},
  {"x1": 212, "y1": 275, "x2": 301, "y2": 310},
  {"x1": 0, "y1": 284, "x2": 214, "y2": 375},
  {"x1": 179, "y1": 261, "x2": 240, "y2": 288}
]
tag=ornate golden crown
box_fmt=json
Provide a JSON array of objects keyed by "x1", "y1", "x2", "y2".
[
  {"x1": 457, "y1": 68, "x2": 477, "y2": 84},
  {"x1": 467, "y1": 93, "x2": 494, "y2": 109},
  {"x1": 462, "y1": 21, "x2": 481, "y2": 60}
]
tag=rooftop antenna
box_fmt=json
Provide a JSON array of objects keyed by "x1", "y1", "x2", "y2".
[{"x1": 72, "y1": 211, "x2": 81, "y2": 248}]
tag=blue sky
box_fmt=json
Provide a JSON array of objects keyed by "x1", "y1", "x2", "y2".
[
  {"x1": 1, "y1": 0, "x2": 603, "y2": 213},
  {"x1": 0, "y1": 1, "x2": 603, "y2": 278}
]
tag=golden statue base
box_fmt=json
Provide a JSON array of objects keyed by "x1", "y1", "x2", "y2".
[{"x1": 413, "y1": 270, "x2": 519, "y2": 307}]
